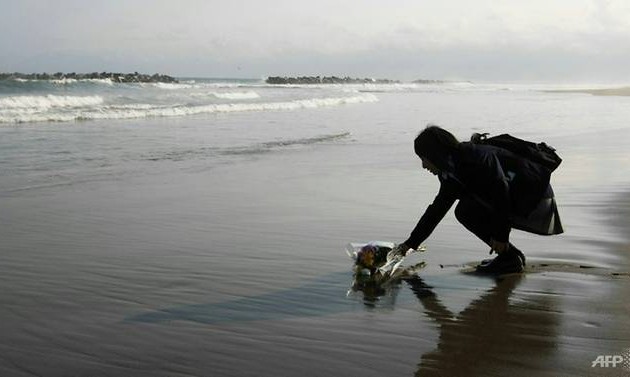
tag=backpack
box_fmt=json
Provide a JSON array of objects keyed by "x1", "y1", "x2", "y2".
[{"x1": 470, "y1": 132, "x2": 562, "y2": 172}]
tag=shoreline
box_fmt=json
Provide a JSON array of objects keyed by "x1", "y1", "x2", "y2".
[{"x1": 546, "y1": 86, "x2": 630, "y2": 96}]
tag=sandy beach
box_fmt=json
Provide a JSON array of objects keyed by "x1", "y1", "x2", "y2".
[
  {"x1": 4, "y1": 0, "x2": 630, "y2": 373},
  {"x1": 547, "y1": 86, "x2": 630, "y2": 97},
  {"x1": 1, "y1": 84, "x2": 629, "y2": 376}
]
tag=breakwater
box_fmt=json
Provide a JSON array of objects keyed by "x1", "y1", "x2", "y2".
[
  {"x1": 0, "y1": 72, "x2": 178, "y2": 83},
  {"x1": 266, "y1": 76, "x2": 399, "y2": 85}
]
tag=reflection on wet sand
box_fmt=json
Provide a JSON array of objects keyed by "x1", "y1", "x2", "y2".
[
  {"x1": 128, "y1": 272, "x2": 355, "y2": 324},
  {"x1": 406, "y1": 275, "x2": 559, "y2": 377},
  {"x1": 348, "y1": 262, "x2": 427, "y2": 309},
  {"x1": 129, "y1": 267, "x2": 620, "y2": 376},
  {"x1": 348, "y1": 273, "x2": 405, "y2": 309}
]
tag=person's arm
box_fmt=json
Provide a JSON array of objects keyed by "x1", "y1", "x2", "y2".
[{"x1": 404, "y1": 178, "x2": 458, "y2": 250}]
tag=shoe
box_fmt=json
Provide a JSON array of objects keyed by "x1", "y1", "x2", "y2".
[
  {"x1": 513, "y1": 248, "x2": 526, "y2": 267},
  {"x1": 476, "y1": 249, "x2": 524, "y2": 274},
  {"x1": 480, "y1": 246, "x2": 526, "y2": 267}
]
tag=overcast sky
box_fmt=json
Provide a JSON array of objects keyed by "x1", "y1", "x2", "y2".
[{"x1": 2, "y1": 0, "x2": 630, "y2": 82}]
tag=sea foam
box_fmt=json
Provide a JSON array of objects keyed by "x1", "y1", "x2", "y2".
[
  {"x1": 0, "y1": 93, "x2": 378, "y2": 123},
  {"x1": 211, "y1": 91, "x2": 260, "y2": 100},
  {"x1": 0, "y1": 95, "x2": 104, "y2": 109}
]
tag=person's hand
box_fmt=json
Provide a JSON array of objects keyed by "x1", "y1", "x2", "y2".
[
  {"x1": 489, "y1": 239, "x2": 509, "y2": 255},
  {"x1": 388, "y1": 243, "x2": 411, "y2": 260}
]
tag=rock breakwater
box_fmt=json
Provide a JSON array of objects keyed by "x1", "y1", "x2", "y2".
[
  {"x1": 0, "y1": 72, "x2": 178, "y2": 83},
  {"x1": 266, "y1": 76, "x2": 399, "y2": 85}
]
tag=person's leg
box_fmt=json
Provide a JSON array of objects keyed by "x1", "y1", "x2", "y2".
[
  {"x1": 454, "y1": 199, "x2": 525, "y2": 273},
  {"x1": 454, "y1": 199, "x2": 494, "y2": 245}
]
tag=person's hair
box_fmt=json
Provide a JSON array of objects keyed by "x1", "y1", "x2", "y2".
[{"x1": 414, "y1": 125, "x2": 460, "y2": 170}]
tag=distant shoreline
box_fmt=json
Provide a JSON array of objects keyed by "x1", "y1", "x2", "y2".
[
  {"x1": 545, "y1": 87, "x2": 630, "y2": 97},
  {"x1": 0, "y1": 72, "x2": 178, "y2": 84}
]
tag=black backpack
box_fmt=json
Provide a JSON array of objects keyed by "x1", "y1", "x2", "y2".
[{"x1": 470, "y1": 132, "x2": 562, "y2": 172}]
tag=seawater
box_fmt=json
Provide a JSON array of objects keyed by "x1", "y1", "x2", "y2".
[
  {"x1": 0, "y1": 77, "x2": 377, "y2": 123},
  {"x1": 2, "y1": 78, "x2": 628, "y2": 194}
]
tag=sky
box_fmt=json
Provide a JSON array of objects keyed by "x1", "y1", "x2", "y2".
[{"x1": 2, "y1": 0, "x2": 630, "y2": 82}]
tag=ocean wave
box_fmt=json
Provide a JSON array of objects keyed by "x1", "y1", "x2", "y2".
[
  {"x1": 355, "y1": 82, "x2": 477, "y2": 93},
  {"x1": 149, "y1": 82, "x2": 251, "y2": 90},
  {"x1": 52, "y1": 78, "x2": 114, "y2": 86},
  {"x1": 0, "y1": 93, "x2": 378, "y2": 124},
  {"x1": 146, "y1": 132, "x2": 351, "y2": 161},
  {"x1": 149, "y1": 82, "x2": 195, "y2": 90},
  {"x1": 0, "y1": 95, "x2": 104, "y2": 109},
  {"x1": 190, "y1": 91, "x2": 261, "y2": 100},
  {"x1": 225, "y1": 132, "x2": 351, "y2": 155},
  {"x1": 211, "y1": 91, "x2": 260, "y2": 100}
]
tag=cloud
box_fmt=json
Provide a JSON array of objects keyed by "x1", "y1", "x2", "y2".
[{"x1": 2, "y1": 0, "x2": 630, "y2": 81}]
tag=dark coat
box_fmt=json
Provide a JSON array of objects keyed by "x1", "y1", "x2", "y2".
[{"x1": 404, "y1": 142, "x2": 563, "y2": 249}]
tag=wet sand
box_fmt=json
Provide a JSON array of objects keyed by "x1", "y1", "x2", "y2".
[{"x1": 1, "y1": 144, "x2": 629, "y2": 377}]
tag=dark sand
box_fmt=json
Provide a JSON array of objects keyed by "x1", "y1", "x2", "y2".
[{"x1": 1, "y1": 142, "x2": 629, "y2": 377}]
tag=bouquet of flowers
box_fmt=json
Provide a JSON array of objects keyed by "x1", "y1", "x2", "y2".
[
  {"x1": 346, "y1": 241, "x2": 426, "y2": 277},
  {"x1": 352, "y1": 242, "x2": 391, "y2": 274}
]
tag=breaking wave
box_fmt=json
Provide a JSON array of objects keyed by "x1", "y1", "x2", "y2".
[
  {"x1": 0, "y1": 94, "x2": 378, "y2": 123},
  {"x1": 211, "y1": 91, "x2": 260, "y2": 100},
  {"x1": 0, "y1": 95, "x2": 104, "y2": 109},
  {"x1": 13, "y1": 78, "x2": 115, "y2": 86}
]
